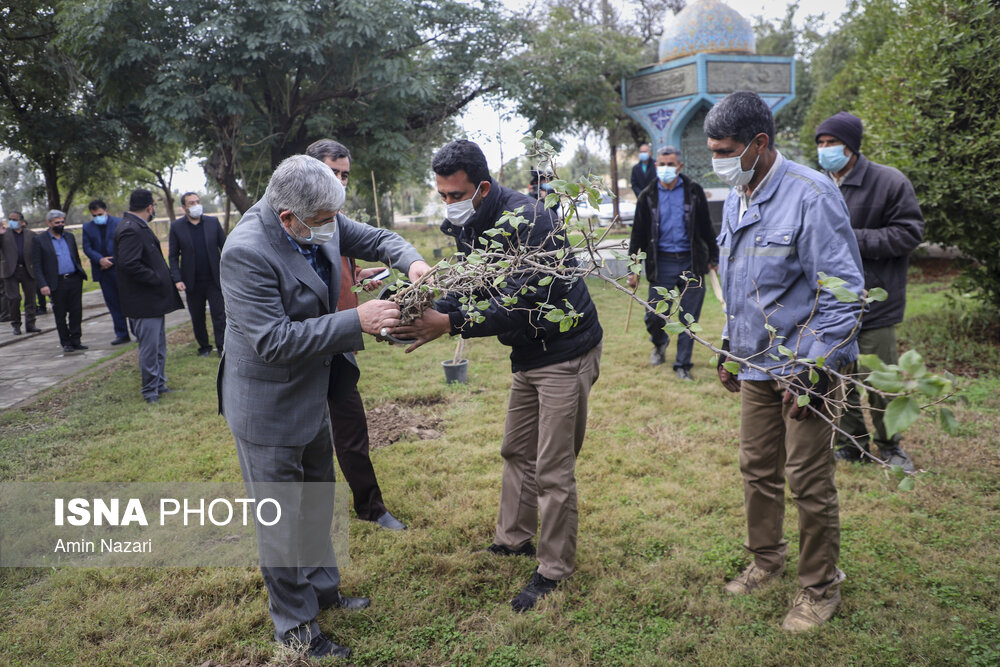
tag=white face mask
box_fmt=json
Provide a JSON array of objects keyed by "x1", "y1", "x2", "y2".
[
  {"x1": 291, "y1": 213, "x2": 336, "y2": 245},
  {"x1": 187, "y1": 204, "x2": 203, "y2": 219},
  {"x1": 445, "y1": 184, "x2": 481, "y2": 227},
  {"x1": 656, "y1": 165, "x2": 677, "y2": 183},
  {"x1": 712, "y1": 141, "x2": 760, "y2": 188}
]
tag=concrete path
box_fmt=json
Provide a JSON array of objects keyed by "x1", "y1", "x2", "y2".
[{"x1": 0, "y1": 289, "x2": 190, "y2": 411}]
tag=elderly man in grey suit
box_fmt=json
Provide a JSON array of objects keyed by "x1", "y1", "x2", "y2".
[{"x1": 218, "y1": 154, "x2": 429, "y2": 659}]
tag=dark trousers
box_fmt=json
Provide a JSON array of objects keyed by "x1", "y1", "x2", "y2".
[
  {"x1": 51, "y1": 274, "x2": 83, "y2": 347},
  {"x1": 97, "y1": 270, "x2": 129, "y2": 339},
  {"x1": 234, "y1": 422, "x2": 340, "y2": 643},
  {"x1": 3, "y1": 265, "x2": 37, "y2": 327},
  {"x1": 328, "y1": 387, "x2": 388, "y2": 521},
  {"x1": 186, "y1": 279, "x2": 226, "y2": 352},
  {"x1": 644, "y1": 253, "x2": 706, "y2": 371}
]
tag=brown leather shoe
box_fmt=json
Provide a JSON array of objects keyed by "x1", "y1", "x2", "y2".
[{"x1": 724, "y1": 562, "x2": 785, "y2": 595}]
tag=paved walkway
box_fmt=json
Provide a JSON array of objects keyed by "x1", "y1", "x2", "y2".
[{"x1": 0, "y1": 289, "x2": 190, "y2": 411}]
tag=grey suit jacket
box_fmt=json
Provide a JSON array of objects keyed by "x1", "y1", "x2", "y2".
[{"x1": 218, "y1": 196, "x2": 423, "y2": 447}]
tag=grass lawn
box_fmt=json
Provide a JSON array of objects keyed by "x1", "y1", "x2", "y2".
[{"x1": 1, "y1": 230, "x2": 998, "y2": 666}]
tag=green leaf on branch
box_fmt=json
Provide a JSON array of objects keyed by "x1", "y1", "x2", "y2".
[
  {"x1": 815, "y1": 355, "x2": 826, "y2": 368},
  {"x1": 884, "y1": 396, "x2": 921, "y2": 438},
  {"x1": 538, "y1": 276, "x2": 553, "y2": 286},
  {"x1": 939, "y1": 407, "x2": 959, "y2": 435},
  {"x1": 466, "y1": 254, "x2": 483, "y2": 265},
  {"x1": 664, "y1": 322, "x2": 685, "y2": 335},
  {"x1": 559, "y1": 317, "x2": 575, "y2": 332},
  {"x1": 857, "y1": 354, "x2": 888, "y2": 372},
  {"x1": 898, "y1": 477, "x2": 915, "y2": 492},
  {"x1": 796, "y1": 394, "x2": 810, "y2": 407},
  {"x1": 867, "y1": 370, "x2": 905, "y2": 393},
  {"x1": 545, "y1": 193, "x2": 560, "y2": 208},
  {"x1": 817, "y1": 272, "x2": 845, "y2": 288},
  {"x1": 899, "y1": 349, "x2": 927, "y2": 379},
  {"x1": 809, "y1": 369, "x2": 819, "y2": 384},
  {"x1": 777, "y1": 345, "x2": 794, "y2": 359},
  {"x1": 683, "y1": 312, "x2": 695, "y2": 324},
  {"x1": 723, "y1": 361, "x2": 740, "y2": 374},
  {"x1": 830, "y1": 286, "x2": 860, "y2": 302},
  {"x1": 655, "y1": 300, "x2": 669, "y2": 314},
  {"x1": 688, "y1": 322, "x2": 703, "y2": 333},
  {"x1": 544, "y1": 308, "x2": 565, "y2": 323},
  {"x1": 867, "y1": 287, "x2": 888, "y2": 302}
]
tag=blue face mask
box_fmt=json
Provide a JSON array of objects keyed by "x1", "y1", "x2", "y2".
[
  {"x1": 93, "y1": 214, "x2": 108, "y2": 225},
  {"x1": 817, "y1": 145, "x2": 850, "y2": 172},
  {"x1": 7, "y1": 218, "x2": 19, "y2": 230},
  {"x1": 541, "y1": 182, "x2": 553, "y2": 191},
  {"x1": 639, "y1": 152, "x2": 650, "y2": 162},
  {"x1": 656, "y1": 165, "x2": 677, "y2": 183}
]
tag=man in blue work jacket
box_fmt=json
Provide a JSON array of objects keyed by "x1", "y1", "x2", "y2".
[{"x1": 706, "y1": 92, "x2": 864, "y2": 633}]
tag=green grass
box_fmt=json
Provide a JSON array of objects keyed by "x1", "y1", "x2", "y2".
[{"x1": 1, "y1": 249, "x2": 998, "y2": 666}]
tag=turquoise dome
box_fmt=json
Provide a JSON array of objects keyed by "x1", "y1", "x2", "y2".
[{"x1": 658, "y1": 0, "x2": 756, "y2": 63}]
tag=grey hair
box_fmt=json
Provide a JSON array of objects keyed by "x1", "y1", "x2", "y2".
[
  {"x1": 46, "y1": 209, "x2": 66, "y2": 222},
  {"x1": 703, "y1": 91, "x2": 775, "y2": 149},
  {"x1": 305, "y1": 139, "x2": 351, "y2": 163},
  {"x1": 265, "y1": 155, "x2": 345, "y2": 220},
  {"x1": 657, "y1": 145, "x2": 683, "y2": 160}
]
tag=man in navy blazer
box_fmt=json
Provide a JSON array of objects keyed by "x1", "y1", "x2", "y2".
[
  {"x1": 169, "y1": 192, "x2": 227, "y2": 356},
  {"x1": 82, "y1": 199, "x2": 130, "y2": 345},
  {"x1": 31, "y1": 210, "x2": 89, "y2": 352}
]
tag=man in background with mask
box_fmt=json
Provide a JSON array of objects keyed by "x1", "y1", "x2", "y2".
[
  {"x1": 82, "y1": 199, "x2": 129, "y2": 345},
  {"x1": 32, "y1": 210, "x2": 89, "y2": 352},
  {"x1": 815, "y1": 112, "x2": 924, "y2": 472},
  {"x1": 627, "y1": 145, "x2": 718, "y2": 378},
  {"x1": 115, "y1": 189, "x2": 184, "y2": 403},
  {"x1": 219, "y1": 154, "x2": 429, "y2": 659},
  {"x1": 0, "y1": 211, "x2": 40, "y2": 335},
  {"x1": 706, "y1": 92, "x2": 864, "y2": 633},
  {"x1": 630, "y1": 142, "x2": 656, "y2": 198},
  {"x1": 394, "y1": 139, "x2": 603, "y2": 614},
  {"x1": 169, "y1": 192, "x2": 227, "y2": 357}
]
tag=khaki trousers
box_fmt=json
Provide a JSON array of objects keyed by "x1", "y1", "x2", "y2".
[
  {"x1": 739, "y1": 379, "x2": 841, "y2": 596},
  {"x1": 495, "y1": 343, "x2": 602, "y2": 581}
]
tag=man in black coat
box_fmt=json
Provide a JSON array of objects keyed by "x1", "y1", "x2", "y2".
[
  {"x1": 0, "y1": 211, "x2": 40, "y2": 335},
  {"x1": 395, "y1": 140, "x2": 603, "y2": 614},
  {"x1": 815, "y1": 112, "x2": 925, "y2": 471},
  {"x1": 169, "y1": 192, "x2": 227, "y2": 356},
  {"x1": 115, "y1": 189, "x2": 184, "y2": 403},
  {"x1": 31, "y1": 210, "x2": 89, "y2": 352},
  {"x1": 630, "y1": 142, "x2": 656, "y2": 198},
  {"x1": 628, "y1": 145, "x2": 719, "y2": 379}
]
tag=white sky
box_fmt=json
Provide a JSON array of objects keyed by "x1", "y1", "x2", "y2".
[{"x1": 175, "y1": 0, "x2": 849, "y2": 195}]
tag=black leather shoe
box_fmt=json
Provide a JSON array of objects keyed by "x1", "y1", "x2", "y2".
[
  {"x1": 11, "y1": 324, "x2": 21, "y2": 335},
  {"x1": 834, "y1": 445, "x2": 868, "y2": 462},
  {"x1": 197, "y1": 347, "x2": 213, "y2": 357},
  {"x1": 511, "y1": 568, "x2": 560, "y2": 612},
  {"x1": 323, "y1": 590, "x2": 371, "y2": 611},
  {"x1": 63, "y1": 345, "x2": 75, "y2": 353},
  {"x1": 25, "y1": 325, "x2": 40, "y2": 333},
  {"x1": 158, "y1": 387, "x2": 182, "y2": 395},
  {"x1": 145, "y1": 396, "x2": 159, "y2": 404},
  {"x1": 72, "y1": 343, "x2": 89, "y2": 350},
  {"x1": 110, "y1": 336, "x2": 130, "y2": 345},
  {"x1": 484, "y1": 541, "x2": 536, "y2": 557},
  {"x1": 284, "y1": 631, "x2": 351, "y2": 659}
]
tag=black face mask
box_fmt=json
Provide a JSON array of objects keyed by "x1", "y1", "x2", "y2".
[{"x1": 51, "y1": 224, "x2": 65, "y2": 235}]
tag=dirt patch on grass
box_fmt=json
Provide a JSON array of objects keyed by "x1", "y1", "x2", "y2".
[
  {"x1": 909, "y1": 257, "x2": 961, "y2": 284},
  {"x1": 367, "y1": 400, "x2": 444, "y2": 450}
]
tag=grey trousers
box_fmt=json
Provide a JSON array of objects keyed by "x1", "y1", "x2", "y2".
[
  {"x1": 131, "y1": 316, "x2": 167, "y2": 400},
  {"x1": 234, "y1": 420, "x2": 341, "y2": 643},
  {"x1": 495, "y1": 343, "x2": 602, "y2": 581}
]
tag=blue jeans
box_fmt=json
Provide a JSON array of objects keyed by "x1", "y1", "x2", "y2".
[{"x1": 644, "y1": 254, "x2": 705, "y2": 371}]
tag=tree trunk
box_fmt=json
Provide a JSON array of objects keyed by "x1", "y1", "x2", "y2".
[
  {"x1": 224, "y1": 196, "x2": 232, "y2": 233},
  {"x1": 40, "y1": 157, "x2": 62, "y2": 212},
  {"x1": 205, "y1": 147, "x2": 253, "y2": 214},
  {"x1": 608, "y1": 127, "x2": 621, "y2": 225}
]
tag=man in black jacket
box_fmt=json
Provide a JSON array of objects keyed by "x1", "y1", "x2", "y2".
[
  {"x1": 815, "y1": 112, "x2": 925, "y2": 471},
  {"x1": 628, "y1": 146, "x2": 719, "y2": 379},
  {"x1": 630, "y1": 142, "x2": 656, "y2": 198},
  {"x1": 31, "y1": 210, "x2": 89, "y2": 352},
  {"x1": 169, "y1": 192, "x2": 227, "y2": 356},
  {"x1": 395, "y1": 140, "x2": 603, "y2": 613},
  {"x1": 115, "y1": 189, "x2": 184, "y2": 403},
  {"x1": 0, "y1": 212, "x2": 40, "y2": 335}
]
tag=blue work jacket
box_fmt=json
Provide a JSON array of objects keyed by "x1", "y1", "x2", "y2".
[{"x1": 718, "y1": 155, "x2": 864, "y2": 381}]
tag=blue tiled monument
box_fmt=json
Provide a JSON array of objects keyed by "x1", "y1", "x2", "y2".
[{"x1": 622, "y1": 0, "x2": 795, "y2": 202}]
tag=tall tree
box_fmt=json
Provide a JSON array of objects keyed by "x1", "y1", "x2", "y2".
[
  {"x1": 60, "y1": 0, "x2": 521, "y2": 215},
  {"x1": 0, "y1": 1, "x2": 124, "y2": 212},
  {"x1": 505, "y1": 0, "x2": 679, "y2": 219}
]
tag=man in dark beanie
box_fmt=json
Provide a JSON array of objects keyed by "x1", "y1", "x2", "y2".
[
  {"x1": 115, "y1": 188, "x2": 184, "y2": 403},
  {"x1": 815, "y1": 112, "x2": 924, "y2": 472}
]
